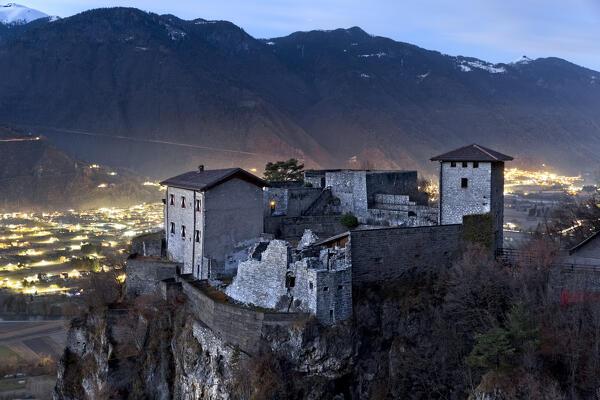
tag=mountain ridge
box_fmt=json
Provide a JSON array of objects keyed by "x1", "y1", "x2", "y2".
[{"x1": 0, "y1": 6, "x2": 598, "y2": 177}]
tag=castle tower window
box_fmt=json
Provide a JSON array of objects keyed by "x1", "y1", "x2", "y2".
[
  {"x1": 309, "y1": 282, "x2": 313, "y2": 290},
  {"x1": 181, "y1": 196, "x2": 186, "y2": 208},
  {"x1": 169, "y1": 194, "x2": 174, "y2": 205},
  {"x1": 170, "y1": 222, "x2": 175, "y2": 234},
  {"x1": 450, "y1": 161, "x2": 456, "y2": 167},
  {"x1": 338, "y1": 285, "x2": 342, "y2": 290},
  {"x1": 181, "y1": 225, "x2": 186, "y2": 238},
  {"x1": 195, "y1": 230, "x2": 200, "y2": 242},
  {"x1": 330, "y1": 310, "x2": 334, "y2": 321},
  {"x1": 195, "y1": 199, "x2": 201, "y2": 211},
  {"x1": 473, "y1": 161, "x2": 479, "y2": 168},
  {"x1": 462, "y1": 161, "x2": 468, "y2": 168},
  {"x1": 461, "y1": 178, "x2": 468, "y2": 188},
  {"x1": 323, "y1": 287, "x2": 329, "y2": 292}
]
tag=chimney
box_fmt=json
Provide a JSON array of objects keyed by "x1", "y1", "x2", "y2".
[{"x1": 198, "y1": 165, "x2": 204, "y2": 172}]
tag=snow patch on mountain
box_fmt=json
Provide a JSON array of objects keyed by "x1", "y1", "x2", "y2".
[
  {"x1": 0, "y1": 3, "x2": 49, "y2": 25},
  {"x1": 358, "y1": 52, "x2": 387, "y2": 58},
  {"x1": 512, "y1": 55, "x2": 533, "y2": 65},
  {"x1": 457, "y1": 59, "x2": 506, "y2": 74}
]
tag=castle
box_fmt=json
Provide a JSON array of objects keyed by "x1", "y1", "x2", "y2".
[{"x1": 126, "y1": 144, "x2": 512, "y2": 349}]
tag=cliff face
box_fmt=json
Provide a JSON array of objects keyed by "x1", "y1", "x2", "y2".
[{"x1": 54, "y1": 272, "x2": 474, "y2": 399}]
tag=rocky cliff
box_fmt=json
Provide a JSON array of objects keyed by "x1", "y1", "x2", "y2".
[{"x1": 54, "y1": 268, "x2": 489, "y2": 399}]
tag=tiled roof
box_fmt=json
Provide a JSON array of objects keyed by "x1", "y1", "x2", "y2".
[
  {"x1": 431, "y1": 144, "x2": 513, "y2": 162},
  {"x1": 160, "y1": 168, "x2": 267, "y2": 191}
]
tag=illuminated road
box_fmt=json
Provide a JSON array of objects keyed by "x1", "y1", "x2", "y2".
[{"x1": 0, "y1": 137, "x2": 40, "y2": 142}]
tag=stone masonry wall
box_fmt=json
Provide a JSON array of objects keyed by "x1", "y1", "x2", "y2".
[
  {"x1": 225, "y1": 240, "x2": 290, "y2": 309},
  {"x1": 263, "y1": 187, "x2": 323, "y2": 217},
  {"x1": 350, "y1": 224, "x2": 462, "y2": 283},
  {"x1": 440, "y1": 161, "x2": 492, "y2": 225},
  {"x1": 125, "y1": 257, "x2": 179, "y2": 298},
  {"x1": 131, "y1": 231, "x2": 164, "y2": 258},
  {"x1": 490, "y1": 162, "x2": 505, "y2": 250},
  {"x1": 203, "y1": 178, "x2": 264, "y2": 276},
  {"x1": 365, "y1": 171, "x2": 417, "y2": 207},
  {"x1": 179, "y1": 279, "x2": 304, "y2": 355},
  {"x1": 326, "y1": 171, "x2": 368, "y2": 217},
  {"x1": 264, "y1": 215, "x2": 346, "y2": 240},
  {"x1": 165, "y1": 187, "x2": 196, "y2": 273}
]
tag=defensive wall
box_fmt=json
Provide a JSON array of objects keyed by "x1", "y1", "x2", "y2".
[
  {"x1": 177, "y1": 278, "x2": 306, "y2": 355},
  {"x1": 350, "y1": 224, "x2": 462, "y2": 283},
  {"x1": 265, "y1": 215, "x2": 346, "y2": 240},
  {"x1": 125, "y1": 256, "x2": 179, "y2": 298}
]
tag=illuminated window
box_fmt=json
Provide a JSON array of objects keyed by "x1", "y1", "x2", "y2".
[
  {"x1": 462, "y1": 162, "x2": 468, "y2": 168},
  {"x1": 170, "y1": 222, "x2": 175, "y2": 234},
  {"x1": 181, "y1": 225, "x2": 186, "y2": 238},
  {"x1": 195, "y1": 230, "x2": 200, "y2": 242},
  {"x1": 181, "y1": 196, "x2": 186, "y2": 208},
  {"x1": 450, "y1": 161, "x2": 456, "y2": 167},
  {"x1": 461, "y1": 178, "x2": 468, "y2": 188},
  {"x1": 169, "y1": 194, "x2": 174, "y2": 205},
  {"x1": 473, "y1": 162, "x2": 479, "y2": 168},
  {"x1": 195, "y1": 199, "x2": 201, "y2": 211}
]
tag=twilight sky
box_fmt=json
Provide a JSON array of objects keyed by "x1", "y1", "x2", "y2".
[{"x1": 23, "y1": 0, "x2": 600, "y2": 71}]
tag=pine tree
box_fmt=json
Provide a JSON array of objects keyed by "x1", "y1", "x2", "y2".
[{"x1": 263, "y1": 159, "x2": 304, "y2": 182}]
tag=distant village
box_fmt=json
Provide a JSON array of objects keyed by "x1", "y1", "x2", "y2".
[{"x1": 125, "y1": 144, "x2": 600, "y2": 354}]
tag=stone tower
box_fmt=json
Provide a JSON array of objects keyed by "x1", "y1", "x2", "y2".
[{"x1": 431, "y1": 144, "x2": 513, "y2": 251}]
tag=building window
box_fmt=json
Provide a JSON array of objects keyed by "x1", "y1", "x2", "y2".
[
  {"x1": 181, "y1": 196, "x2": 186, "y2": 208},
  {"x1": 338, "y1": 285, "x2": 342, "y2": 290},
  {"x1": 450, "y1": 161, "x2": 456, "y2": 167},
  {"x1": 462, "y1": 161, "x2": 468, "y2": 168},
  {"x1": 170, "y1": 222, "x2": 175, "y2": 234},
  {"x1": 286, "y1": 276, "x2": 296, "y2": 288},
  {"x1": 323, "y1": 287, "x2": 329, "y2": 292},
  {"x1": 181, "y1": 225, "x2": 186, "y2": 238},
  {"x1": 195, "y1": 199, "x2": 201, "y2": 211},
  {"x1": 195, "y1": 230, "x2": 200, "y2": 243},
  {"x1": 461, "y1": 178, "x2": 468, "y2": 188},
  {"x1": 169, "y1": 194, "x2": 174, "y2": 205},
  {"x1": 330, "y1": 310, "x2": 334, "y2": 321},
  {"x1": 473, "y1": 161, "x2": 479, "y2": 168},
  {"x1": 309, "y1": 281, "x2": 313, "y2": 290}
]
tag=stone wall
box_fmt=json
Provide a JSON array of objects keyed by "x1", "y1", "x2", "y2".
[
  {"x1": 203, "y1": 178, "x2": 264, "y2": 278},
  {"x1": 131, "y1": 231, "x2": 164, "y2": 258},
  {"x1": 165, "y1": 187, "x2": 196, "y2": 272},
  {"x1": 125, "y1": 256, "x2": 179, "y2": 298},
  {"x1": 179, "y1": 279, "x2": 305, "y2": 355},
  {"x1": 226, "y1": 239, "x2": 353, "y2": 325},
  {"x1": 490, "y1": 162, "x2": 505, "y2": 250},
  {"x1": 263, "y1": 187, "x2": 323, "y2": 217},
  {"x1": 439, "y1": 161, "x2": 492, "y2": 225},
  {"x1": 225, "y1": 240, "x2": 290, "y2": 309},
  {"x1": 365, "y1": 171, "x2": 417, "y2": 207},
  {"x1": 265, "y1": 215, "x2": 346, "y2": 240},
  {"x1": 326, "y1": 171, "x2": 369, "y2": 216},
  {"x1": 350, "y1": 224, "x2": 462, "y2": 283}
]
